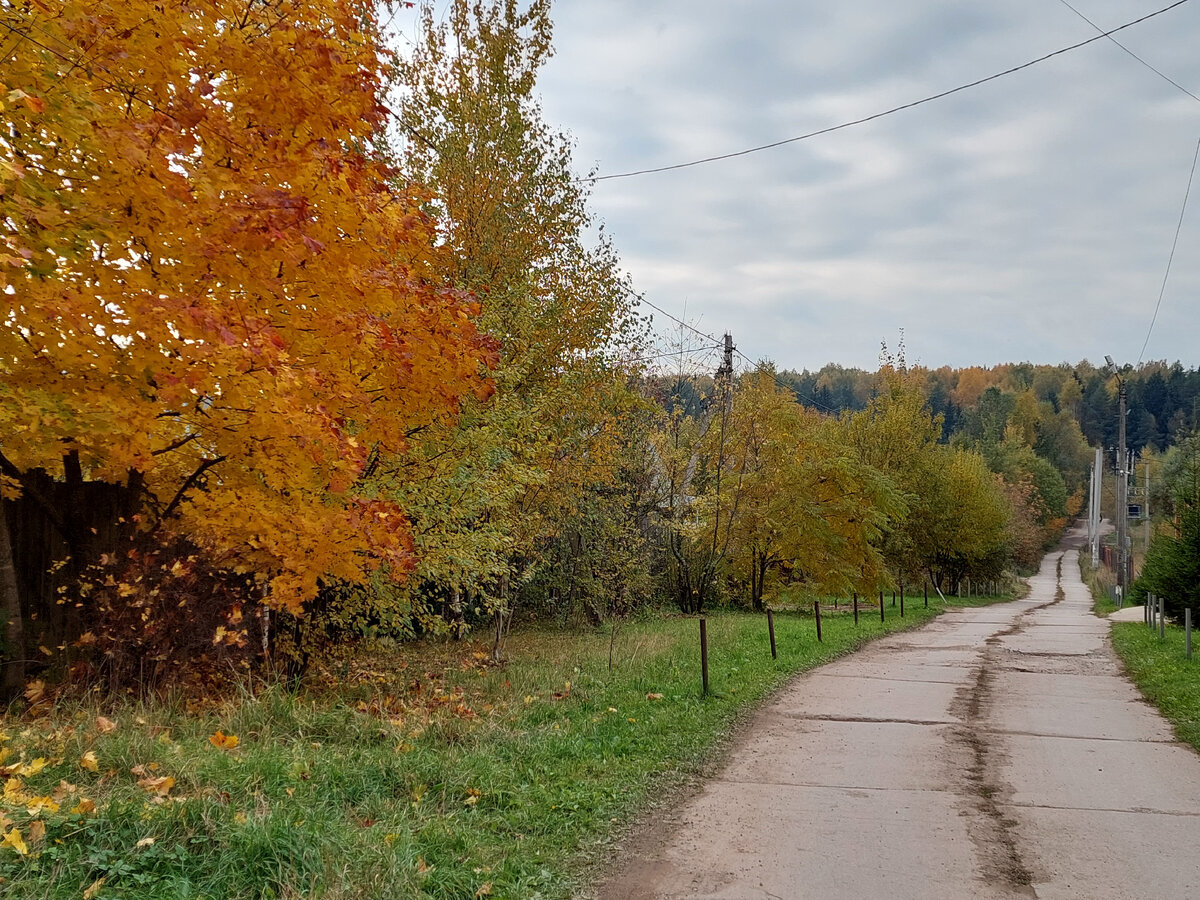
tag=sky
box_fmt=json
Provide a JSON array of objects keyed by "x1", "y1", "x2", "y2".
[{"x1": 396, "y1": 1, "x2": 1200, "y2": 374}]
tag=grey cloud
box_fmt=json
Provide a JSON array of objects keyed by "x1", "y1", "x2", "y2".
[{"x1": 533, "y1": 0, "x2": 1200, "y2": 369}]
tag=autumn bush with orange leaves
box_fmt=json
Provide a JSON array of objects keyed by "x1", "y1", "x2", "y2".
[{"x1": 0, "y1": 0, "x2": 497, "y2": 678}]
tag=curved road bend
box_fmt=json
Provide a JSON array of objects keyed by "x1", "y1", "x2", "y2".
[{"x1": 599, "y1": 525, "x2": 1200, "y2": 899}]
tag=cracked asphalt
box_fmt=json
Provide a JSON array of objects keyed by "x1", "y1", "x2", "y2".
[{"x1": 597, "y1": 525, "x2": 1200, "y2": 899}]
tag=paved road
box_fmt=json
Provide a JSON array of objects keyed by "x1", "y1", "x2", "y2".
[{"x1": 599, "y1": 526, "x2": 1200, "y2": 899}]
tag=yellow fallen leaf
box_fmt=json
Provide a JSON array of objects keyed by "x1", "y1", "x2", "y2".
[
  {"x1": 135, "y1": 836, "x2": 155, "y2": 849},
  {"x1": 83, "y1": 877, "x2": 106, "y2": 899},
  {"x1": 137, "y1": 775, "x2": 174, "y2": 796},
  {"x1": 208, "y1": 730, "x2": 239, "y2": 750},
  {"x1": 23, "y1": 680, "x2": 45, "y2": 704},
  {"x1": 4, "y1": 777, "x2": 24, "y2": 802},
  {"x1": 80, "y1": 751, "x2": 99, "y2": 773},
  {"x1": 2, "y1": 827, "x2": 28, "y2": 855},
  {"x1": 11, "y1": 757, "x2": 47, "y2": 777},
  {"x1": 71, "y1": 798, "x2": 96, "y2": 815},
  {"x1": 26, "y1": 795, "x2": 59, "y2": 814}
]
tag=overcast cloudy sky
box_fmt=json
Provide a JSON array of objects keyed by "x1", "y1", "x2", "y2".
[{"x1": 402, "y1": 1, "x2": 1200, "y2": 373}]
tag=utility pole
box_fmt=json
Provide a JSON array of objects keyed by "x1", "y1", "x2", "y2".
[
  {"x1": 1116, "y1": 379, "x2": 1129, "y2": 601},
  {"x1": 1144, "y1": 456, "x2": 1151, "y2": 556},
  {"x1": 1105, "y1": 356, "x2": 1129, "y2": 599},
  {"x1": 719, "y1": 333, "x2": 734, "y2": 412},
  {"x1": 1090, "y1": 448, "x2": 1102, "y2": 567}
]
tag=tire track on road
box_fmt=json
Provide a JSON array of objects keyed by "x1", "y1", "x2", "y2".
[{"x1": 951, "y1": 552, "x2": 1066, "y2": 893}]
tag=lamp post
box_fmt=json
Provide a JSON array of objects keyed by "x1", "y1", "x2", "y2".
[{"x1": 1106, "y1": 356, "x2": 1129, "y2": 601}]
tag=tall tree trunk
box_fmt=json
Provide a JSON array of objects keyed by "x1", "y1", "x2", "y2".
[
  {"x1": 0, "y1": 502, "x2": 26, "y2": 700},
  {"x1": 491, "y1": 574, "x2": 509, "y2": 663},
  {"x1": 751, "y1": 548, "x2": 766, "y2": 613},
  {"x1": 448, "y1": 586, "x2": 465, "y2": 639}
]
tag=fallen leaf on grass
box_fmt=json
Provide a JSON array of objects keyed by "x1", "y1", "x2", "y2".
[
  {"x1": 4, "y1": 757, "x2": 47, "y2": 778},
  {"x1": 475, "y1": 883, "x2": 492, "y2": 898},
  {"x1": 208, "y1": 730, "x2": 239, "y2": 750},
  {"x1": 71, "y1": 798, "x2": 96, "y2": 815},
  {"x1": 83, "y1": 877, "x2": 106, "y2": 899},
  {"x1": 135, "y1": 837, "x2": 156, "y2": 849},
  {"x1": 137, "y1": 775, "x2": 174, "y2": 796},
  {"x1": 646, "y1": 692, "x2": 664, "y2": 701},
  {"x1": 95, "y1": 716, "x2": 117, "y2": 734},
  {"x1": 1, "y1": 827, "x2": 27, "y2": 855},
  {"x1": 52, "y1": 780, "x2": 78, "y2": 802},
  {"x1": 27, "y1": 820, "x2": 45, "y2": 846},
  {"x1": 26, "y1": 794, "x2": 59, "y2": 814},
  {"x1": 80, "y1": 751, "x2": 100, "y2": 773}
]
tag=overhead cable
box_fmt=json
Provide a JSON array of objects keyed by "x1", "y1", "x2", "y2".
[
  {"x1": 587, "y1": 0, "x2": 1193, "y2": 182},
  {"x1": 1054, "y1": 0, "x2": 1200, "y2": 103},
  {"x1": 1137, "y1": 136, "x2": 1200, "y2": 366}
]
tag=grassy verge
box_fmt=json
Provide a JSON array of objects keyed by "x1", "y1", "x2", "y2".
[
  {"x1": 1080, "y1": 555, "x2": 1121, "y2": 617},
  {"x1": 1109, "y1": 622, "x2": 1200, "y2": 752},
  {"x1": 1079, "y1": 556, "x2": 1200, "y2": 755},
  {"x1": 0, "y1": 592, "x2": 1000, "y2": 900}
]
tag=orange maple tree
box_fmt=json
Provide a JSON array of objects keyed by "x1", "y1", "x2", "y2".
[{"x1": 0, "y1": 0, "x2": 495, "y2": 611}]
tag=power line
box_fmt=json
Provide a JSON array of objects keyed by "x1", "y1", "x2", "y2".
[
  {"x1": 586, "y1": 0, "x2": 1194, "y2": 183},
  {"x1": 733, "y1": 347, "x2": 840, "y2": 415},
  {"x1": 1138, "y1": 136, "x2": 1200, "y2": 366},
  {"x1": 1054, "y1": 0, "x2": 1200, "y2": 104},
  {"x1": 623, "y1": 284, "x2": 842, "y2": 413},
  {"x1": 624, "y1": 344, "x2": 724, "y2": 368},
  {"x1": 623, "y1": 286, "x2": 723, "y2": 344}
]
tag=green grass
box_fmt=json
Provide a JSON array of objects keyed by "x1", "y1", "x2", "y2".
[
  {"x1": 1109, "y1": 622, "x2": 1200, "y2": 752},
  {"x1": 0, "y1": 591, "x2": 1003, "y2": 900},
  {"x1": 1080, "y1": 555, "x2": 1200, "y2": 754},
  {"x1": 1080, "y1": 555, "x2": 1122, "y2": 617}
]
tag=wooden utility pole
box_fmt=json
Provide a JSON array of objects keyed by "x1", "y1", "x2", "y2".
[{"x1": 1117, "y1": 379, "x2": 1129, "y2": 601}]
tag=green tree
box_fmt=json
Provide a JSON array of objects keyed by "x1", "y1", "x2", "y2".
[
  {"x1": 723, "y1": 369, "x2": 896, "y2": 610},
  {"x1": 381, "y1": 0, "x2": 645, "y2": 634}
]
